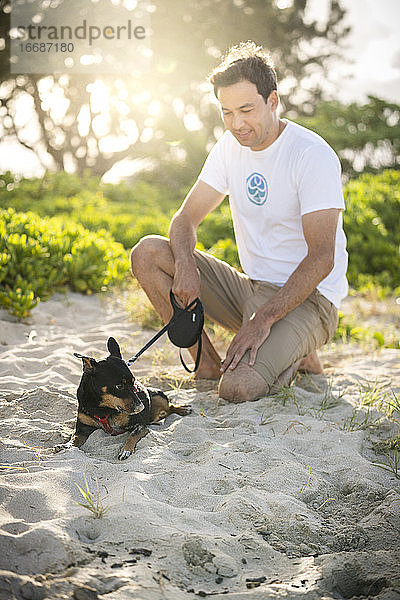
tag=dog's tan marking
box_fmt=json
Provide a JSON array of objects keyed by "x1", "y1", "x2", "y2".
[
  {"x1": 109, "y1": 413, "x2": 130, "y2": 430},
  {"x1": 149, "y1": 393, "x2": 170, "y2": 422},
  {"x1": 100, "y1": 393, "x2": 132, "y2": 412},
  {"x1": 122, "y1": 428, "x2": 149, "y2": 453},
  {"x1": 72, "y1": 432, "x2": 91, "y2": 448},
  {"x1": 168, "y1": 404, "x2": 191, "y2": 417},
  {"x1": 82, "y1": 357, "x2": 95, "y2": 373},
  {"x1": 78, "y1": 412, "x2": 100, "y2": 427},
  {"x1": 149, "y1": 393, "x2": 191, "y2": 422}
]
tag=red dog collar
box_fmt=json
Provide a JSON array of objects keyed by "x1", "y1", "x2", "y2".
[{"x1": 93, "y1": 415, "x2": 124, "y2": 436}]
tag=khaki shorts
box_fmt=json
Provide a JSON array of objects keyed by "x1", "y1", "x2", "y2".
[{"x1": 194, "y1": 249, "x2": 338, "y2": 386}]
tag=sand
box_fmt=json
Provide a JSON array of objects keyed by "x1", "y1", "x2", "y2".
[{"x1": 0, "y1": 291, "x2": 399, "y2": 600}]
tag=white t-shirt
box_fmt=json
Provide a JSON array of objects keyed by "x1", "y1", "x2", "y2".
[{"x1": 198, "y1": 119, "x2": 348, "y2": 308}]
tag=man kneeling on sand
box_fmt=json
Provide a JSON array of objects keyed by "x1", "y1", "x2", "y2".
[{"x1": 130, "y1": 41, "x2": 348, "y2": 403}]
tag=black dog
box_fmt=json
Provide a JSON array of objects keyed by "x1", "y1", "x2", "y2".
[{"x1": 55, "y1": 337, "x2": 191, "y2": 460}]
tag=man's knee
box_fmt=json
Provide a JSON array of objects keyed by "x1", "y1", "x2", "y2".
[
  {"x1": 218, "y1": 363, "x2": 269, "y2": 403},
  {"x1": 130, "y1": 235, "x2": 169, "y2": 276}
]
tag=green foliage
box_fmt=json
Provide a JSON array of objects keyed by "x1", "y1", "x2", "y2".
[
  {"x1": 1, "y1": 168, "x2": 399, "y2": 320},
  {"x1": 0, "y1": 208, "x2": 129, "y2": 318},
  {"x1": 0, "y1": 169, "x2": 100, "y2": 200},
  {"x1": 75, "y1": 474, "x2": 111, "y2": 518},
  {"x1": 340, "y1": 408, "x2": 382, "y2": 432},
  {"x1": 343, "y1": 170, "x2": 400, "y2": 293},
  {"x1": 0, "y1": 172, "x2": 172, "y2": 250},
  {"x1": 373, "y1": 450, "x2": 400, "y2": 480},
  {"x1": 196, "y1": 201, "x2": 240, "y2": 268},
  {"x1": 205, "y1": 238, "x2": 240, "y2": 269},
  {"x1": 197, "y1": 201, "x2": 235, "y2": 249},
  {"x1": 358, "y1": 379, "x2": 399, "y2": 418},
  {"x1": 334, "y1": 311, "x2": 400, "y2": 350},
  {"x1": 374, "y1": 434, "x2": 400, "y2": 454},
  {"x1": 295, "y1": 97, "x2": 400, "y2": 179}
]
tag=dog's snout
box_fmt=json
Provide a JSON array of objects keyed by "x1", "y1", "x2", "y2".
[
  {"x1": 130, "y1": 401, "x2": 144, "y2": 415},
  {"x1": 127, "y1": 386, "x2": 145, "y2": 414}
]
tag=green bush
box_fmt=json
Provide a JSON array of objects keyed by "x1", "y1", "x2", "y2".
[
  {"x1": 0, "y1": 172, "x2": 171, "y2": 250},
  {"x1": 0, "y1": 208, "x2": 129, "y2": 318},
  {"x1": 1, "y1": 168, "x2": 399, "y2": 320},
  {"x1": 333, "y1": 310, "x2": 399, "y2": 349},
  {"x1": 204, "y1": 237, "x2": 240, "y2": 269},
  {"x1": 197, "y1": 201, "x2": 235, "y2": 250},
  {"x1": 343, "y1": 170, "x2": 400, "y2": 294}
]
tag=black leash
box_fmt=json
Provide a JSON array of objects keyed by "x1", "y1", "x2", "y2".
[
  {"x1": 179, "y1": 335, "x2": 202, "y2": 373},
  {"x1": 126, "y1": 293, "x2": 203, "y2": 372}
]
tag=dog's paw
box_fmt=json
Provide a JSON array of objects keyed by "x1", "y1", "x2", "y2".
[
  {"x1": 53, "y1": 441, "x2": 73, "y2": 453},
  {"x1": 118, "y1": 449, "x2": 132, "y2": 461},
  {"x1": 172, "y1": 404, "x2": 192, "y2": 416}
]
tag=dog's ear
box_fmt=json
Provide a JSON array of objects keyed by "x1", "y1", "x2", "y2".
[
  {"x1": 107, "y1": 337, "x2": 122, "y2": 359},
  {"x1": 74, "y1": 353, "x2": 97, "y2": 373}
]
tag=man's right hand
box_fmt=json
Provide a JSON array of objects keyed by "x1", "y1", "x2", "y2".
[
  {"x1": 172, "y1": 258, "x2": 201, "y2": 308},
  {"x1": 169, "y1": 180, "x2": 226, "y2": 308}
]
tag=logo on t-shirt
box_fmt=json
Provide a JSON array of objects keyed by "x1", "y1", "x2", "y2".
[{"x1": 246, "y1": 172, "x2": 268, "y2": 205}]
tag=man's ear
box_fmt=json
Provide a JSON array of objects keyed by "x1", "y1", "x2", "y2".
[
  {"x1": 267, "y1": 90, "x2": 279, "y2": 111},
  {"x1": 74, "y1": 353, "x2": 97, "y2": 373}
]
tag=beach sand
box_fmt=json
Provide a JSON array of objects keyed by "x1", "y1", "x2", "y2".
[{"x1": 0, "y1": 291, "x2": 399, "y2": 599}]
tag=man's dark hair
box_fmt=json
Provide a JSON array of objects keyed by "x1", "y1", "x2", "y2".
[{"x1": 209, "y1": 41, "x2": 277, "y2": 103}]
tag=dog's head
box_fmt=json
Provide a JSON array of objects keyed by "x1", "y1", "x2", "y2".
[{"x1": 74, "y1": 337, "x2": 145, "y2": 415}]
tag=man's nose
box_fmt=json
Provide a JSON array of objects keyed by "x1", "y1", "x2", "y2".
[{"x1": 232, "y1": 112, "x2": 245, "y2": 130}]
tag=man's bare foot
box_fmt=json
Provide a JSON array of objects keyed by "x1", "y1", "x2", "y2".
[
  {"x1": 187, "y1": 331, "x2": 222, "y2": 380},
  {"x1": 298, "y1": 351, "x2": 324, "y2": 374},
  {"x1": 269, "y1": 359, "x2": 302, "y2": 394},
  {"x1": 194, "y1": 363, "x2": 221, "y2": 380}
]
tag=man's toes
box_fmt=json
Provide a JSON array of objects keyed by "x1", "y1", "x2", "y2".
[{"x1": 299, "y1": 352, "x2": 324, "y2": 374}]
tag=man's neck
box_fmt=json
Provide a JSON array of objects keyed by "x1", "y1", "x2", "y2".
[{"x1": 250, "y1": 118, "x2": 286, "y2": 152}]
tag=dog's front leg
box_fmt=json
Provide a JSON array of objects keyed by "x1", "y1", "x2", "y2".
[
  {"x1": 118, "y1": 424, "x2": 149, "y2": 460},
  {"x1": 54, "y1": 420, "x2": 96, "y2": 453}
]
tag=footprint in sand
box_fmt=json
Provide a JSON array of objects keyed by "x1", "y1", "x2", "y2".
[{"x1": 1, "y1": 521, "x2": 30, "y2": 535}]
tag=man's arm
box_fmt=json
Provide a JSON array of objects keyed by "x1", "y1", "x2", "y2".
[
  {"x1": 221, "y1": 208, "x2": 340, "y2": 372},
  {"x1": 169, "y1": 179, "x2": 226, "y2": 306}
]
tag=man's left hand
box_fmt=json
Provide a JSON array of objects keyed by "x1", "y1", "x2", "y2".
[{"x1": 221, "y1": 315, "x2": 272, "y2": 373}]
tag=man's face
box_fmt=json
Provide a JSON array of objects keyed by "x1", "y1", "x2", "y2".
[{"x1": 217, "y1": 80, "x2": 279, "y2": 151}]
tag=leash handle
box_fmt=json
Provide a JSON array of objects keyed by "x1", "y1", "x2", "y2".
[
  {"x1": 126, "y1": 295, "x2": 199, "y2": 366},
  {"x1": 169, "y1": 290, "x2": 197, "y2": 313}
]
